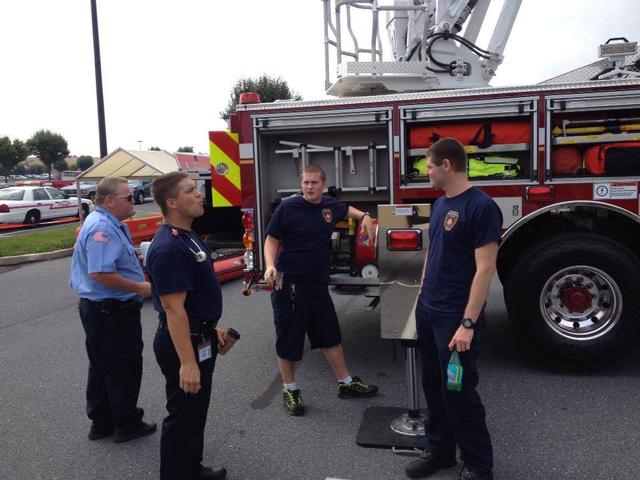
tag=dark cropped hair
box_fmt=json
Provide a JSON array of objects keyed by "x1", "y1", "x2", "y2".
[
  {"x1": 151, "y1": 171, "x2": 190, "y2": 215},
  {"x1": 301, "y1": 164, "x2": 326, "y2": 182},
  {"x1": 427, "y1": 137, "x2": 468, "y2": 173}
]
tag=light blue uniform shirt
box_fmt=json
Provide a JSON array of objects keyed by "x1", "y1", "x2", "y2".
[{"x1": 69, "y1": 206, "x2": 144, "y2": 301}]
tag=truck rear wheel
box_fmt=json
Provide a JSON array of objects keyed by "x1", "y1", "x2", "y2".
[{"x1": 505, "y1": 232, "x2": 640, "y2": 361}]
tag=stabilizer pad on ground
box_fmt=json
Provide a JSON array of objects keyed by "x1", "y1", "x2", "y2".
[{"x1": 356, "y1": 406, "x2": 426, "y2": 449}]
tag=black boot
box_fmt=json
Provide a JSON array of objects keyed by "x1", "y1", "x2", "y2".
[
  {"x1": 113, "y1": 420, "x2": 157, "y2": 443},
  {"x1": 405, "y1": 450, "x2": 457, "y2": 478},
  {"x1": 459, "y1": 465, "x2": 494, "y2": 480},
  {"x1": 197, "y1": 465, "x2": 227, "y2": 479}
]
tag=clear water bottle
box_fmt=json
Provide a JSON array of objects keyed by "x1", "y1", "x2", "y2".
[{"x1": 446, "y1": 350, "x2": 463, "y2": 392}]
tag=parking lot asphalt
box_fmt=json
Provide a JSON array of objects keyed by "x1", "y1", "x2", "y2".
[{"x1": 1, "y1": 257, "x2": 640, "y2": 480}]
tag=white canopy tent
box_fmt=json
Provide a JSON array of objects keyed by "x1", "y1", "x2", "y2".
[
  {"x1": 77, "y1": 148, "x2": 180, "y2": 181},
  {"x1": 74, "y1": 148, "x2": 181, "y2": 221}
]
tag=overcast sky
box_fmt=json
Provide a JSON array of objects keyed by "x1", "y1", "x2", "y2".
[{"x1": 1, "y1": 1, "x2": 638, "y2": 157}]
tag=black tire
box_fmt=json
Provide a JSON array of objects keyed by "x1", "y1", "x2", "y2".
[
  {"x1": 23, "y1": 209, "x2": 41, "y2": 225},
  {"x1": 80, "y1": 203, "x2": 90, "y2": 219},
  {"x1": 505, "y1": 232, "x2": 640, "y2": 362},
  {"x1": 135, "y1": 191, "x2": 145, "y2": 205}
]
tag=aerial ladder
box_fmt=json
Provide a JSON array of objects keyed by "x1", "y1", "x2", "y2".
[{"x1": 322, "y1": 0, "x2": 522, "y2": 96}]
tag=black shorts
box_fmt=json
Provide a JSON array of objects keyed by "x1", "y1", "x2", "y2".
[{"x1": 271, "y1": 280, "x2": 342, "y2": 361}]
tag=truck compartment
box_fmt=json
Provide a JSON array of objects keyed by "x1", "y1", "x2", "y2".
[
  {"x1": 405, "y1": 116, "x2": 534, "y2": 183},
  {"x1": 551, "y1": 106, "x2": 640, "y2": 179},
  {"x1": 255, "y1": 123, "x2": 391, "y2": 280}
]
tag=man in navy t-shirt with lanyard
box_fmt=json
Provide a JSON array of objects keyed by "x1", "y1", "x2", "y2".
[
  {"x1": 405, "y1": 138, "x2": 502, "y2": 480},
  {"x1": 146, "y1": 172, "x2": 228, "y2": 480},
  {"x1": 264, "y1": 164, "x2": 379, "y2": 416}
]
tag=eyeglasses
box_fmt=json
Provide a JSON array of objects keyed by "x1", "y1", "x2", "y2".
[{"x1": 115, "y1": 194, "x2": 134, "y2": 202}]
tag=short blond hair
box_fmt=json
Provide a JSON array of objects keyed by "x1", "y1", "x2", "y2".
[{"x1": 301, "y1": 164, "x2": 326, "y2": 182}]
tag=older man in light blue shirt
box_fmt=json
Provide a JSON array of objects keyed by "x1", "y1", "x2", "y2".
[{"x1": 70, "y1": 176, "x2": 156, "y2": 443}]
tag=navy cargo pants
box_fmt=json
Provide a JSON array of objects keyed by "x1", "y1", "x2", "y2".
[
  {"x1": 415, "y1": 300, "x2": 493, "y2": 475},
  {"x1": 79, "y1": 298, "x2": 144, "y2": 429},
  {"x1": 154, "y1": 322, "x2": 217, "y2": 480}
]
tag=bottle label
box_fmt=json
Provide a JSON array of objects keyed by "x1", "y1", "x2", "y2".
[{"x1": 446, "y1": 351, "x2": 463, "y2": 391}]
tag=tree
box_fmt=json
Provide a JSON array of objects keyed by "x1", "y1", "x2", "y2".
[
  {"x1": 77, "y1": 155, "x2": 94, "y2": 171},
  {"x1": 12, "y1": 163, "x2": 27, "y2": 176},
  {"x1": 220, "y1": 74, "x2": 302, "y2": 120},
  {"x1": 177, "y1": 146, "x2": 194, "y2": 153},
  {"x1": 0, "y1": 137, "x2": 29, "y2": 181},
  {"x1": 53, "y1": 158, "x2": 69, "y2": 173},
  {"x1": 28, "y1": 163, "x2": 45, "y2": 175},
  {"x1": 149, "y1": 146, "x2": 161, "y2": 151},
  {"x1": 28, "y1": 130, "x2": 69, "y2": 179}
]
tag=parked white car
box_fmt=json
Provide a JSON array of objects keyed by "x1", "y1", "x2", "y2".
[
  {"x1": 0, "y1": 186, "x2": 94, "y2": 224},
  {"x1": 60, "y1": 182, "x2": 97, "y2": 201}
]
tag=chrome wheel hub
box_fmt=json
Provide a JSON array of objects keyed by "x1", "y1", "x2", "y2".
[{"x1": 540, "y1": 265, "x2": 622, "y2": 341}]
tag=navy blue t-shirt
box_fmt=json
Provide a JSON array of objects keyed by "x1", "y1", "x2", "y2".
[
  {"x1": 265, "y1": 195, "x2": 348, "y2": 285},
  {"x1": 419, "y1": 187, "x2": 502, "y2": 316},
  {"x1": 147, "y1": 224, "x2": 222, "y2": 323}
]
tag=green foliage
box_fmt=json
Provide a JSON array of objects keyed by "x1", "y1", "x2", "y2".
[
  {"x1": 0, "y1": 137, "x2": 29, "y2": 181},
  {"x1": 27, "y1": 129, "x2": 69, "y2": 179},
  {"x1": 53, "y1": 158, "x2": 69, "y2": 172},
  {"x1": 0, "y1": 224, "x2": 77, "y2": 257},
  {"x1": 76, "y1": 155, "x2": 94, "y2": 171},
  {"x1": 149, "y1": 146, "x2": 161, "y2": 151},
  {"x1": 28, "y1": 164, "x2": 45, "y2": 175},
  {"x1": 177, "y1": 146, "x2": 194, "y2": 153},
  {"x1": 220, "y1": 74, "x2": 302, "y2": 120},
  {"x1": 12, "y1": 163, "x2": 27, "y2": 175}
]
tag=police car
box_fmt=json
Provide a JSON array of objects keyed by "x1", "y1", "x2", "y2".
[{"x1": 0, "y1": 186, "x2": 94, "y2": 224}]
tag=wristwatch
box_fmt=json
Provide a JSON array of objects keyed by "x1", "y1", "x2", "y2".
[
  {"x1": 461, "y1": 317, "x2": 476, "y2": 330},
  {"x1": 361, "y1": 212, "x2": 371, "y2": 221}
]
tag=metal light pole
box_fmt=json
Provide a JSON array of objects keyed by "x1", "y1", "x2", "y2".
[{"x1": 91, "y1": 0, "x2": 108, "y2": 158}]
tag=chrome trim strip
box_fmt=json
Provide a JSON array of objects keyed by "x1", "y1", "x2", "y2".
[{"x1": 501, "y1": 200, "x2": 640, "y2": 244}]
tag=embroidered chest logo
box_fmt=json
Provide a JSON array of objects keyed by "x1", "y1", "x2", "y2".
[
  {"x1": 322, "y1": 208, "x2": 333, "y2": 223},
  {"x1": 444, "y1": 211, "x2": 459, "y2": 231}
]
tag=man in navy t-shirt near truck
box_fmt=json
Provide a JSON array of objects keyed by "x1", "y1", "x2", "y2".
[
  {"x1": 405, "y1": 138, "x2": 502, "y2": 480},
  {"x1": 264, "y1": 164, "x2": 379, "y2": 416},
  {"x1": 147, "y1": 172, "x2": 228, "y2": 480}
]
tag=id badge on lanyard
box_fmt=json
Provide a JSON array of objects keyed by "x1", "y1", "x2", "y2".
[{"x1": 197, "y1": 337, "x2": 212, "y2": 363}]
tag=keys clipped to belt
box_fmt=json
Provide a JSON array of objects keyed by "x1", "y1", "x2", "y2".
[
  {"x1": 274, "y1": 271, "x2": 284, "y2": 291},
  {"x1": 289, "y1": 283, "x2": 296, "y2": 312}
]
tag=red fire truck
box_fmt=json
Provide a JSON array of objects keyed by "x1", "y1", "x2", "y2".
[{"x1": 209, "y1": 1, "x2": 640, "y2": 363}]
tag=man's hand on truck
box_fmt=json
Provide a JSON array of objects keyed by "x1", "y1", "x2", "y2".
[{"x1": 359, "y1": 213, "x2": 376, "y2": 242}]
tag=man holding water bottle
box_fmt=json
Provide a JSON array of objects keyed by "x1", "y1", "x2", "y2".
[
  {"x1": 263, "y1": 164, "x2": 379, "y2": 416},
  {"x1": 405, "y1": 138, "x2": 502, "y2": 480}
]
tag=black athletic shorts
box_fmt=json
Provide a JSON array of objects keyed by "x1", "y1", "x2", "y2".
[{"x1": 271, "y1": 279, "x2": 342, "y2": 361}]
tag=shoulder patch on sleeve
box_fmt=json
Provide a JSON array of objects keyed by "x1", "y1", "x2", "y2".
[{"x1": 92, "y1": 231, "x2": 110, "y2": 243}]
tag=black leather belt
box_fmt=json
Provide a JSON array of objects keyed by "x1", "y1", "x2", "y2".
[
  {"x1": 83, "y1": 297, "x2": 142, "y2": 313},
  {"x1": 159, "y1": 316, "x2": 217, "y2": 336}
]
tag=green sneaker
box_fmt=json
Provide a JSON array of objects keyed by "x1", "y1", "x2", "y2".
[
  {"x1": 283, "y1": 389, "x2": 305, "y2": 416},
  {"x1": 338, "y1": 376, "x2": 379, "y2": 399}
]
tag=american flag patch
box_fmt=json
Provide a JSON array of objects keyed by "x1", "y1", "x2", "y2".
[{"x1": 92, "y1": 231, "x2": 110, "y2": 243}]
